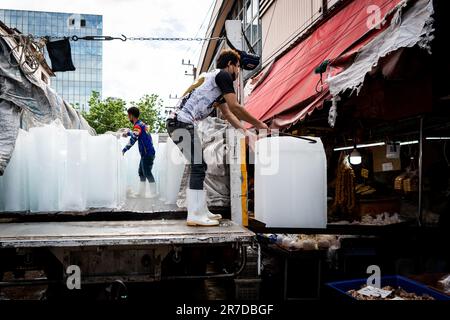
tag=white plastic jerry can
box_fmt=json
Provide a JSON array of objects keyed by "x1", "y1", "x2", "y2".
[{"x1": 254, "y1": 136, "x2": 327, "y2": 228}]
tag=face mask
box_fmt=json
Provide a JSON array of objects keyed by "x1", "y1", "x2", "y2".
[
  {"x1": 231, "y1": 71, "x2": 237, "y2": 81},
  {"x1": 130, "y1": 119, "x2": 134, "y2": 124}
]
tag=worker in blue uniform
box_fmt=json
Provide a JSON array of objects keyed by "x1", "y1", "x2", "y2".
[{"x1": 122, "y1": 107, "x2": 157, "y2": 198}]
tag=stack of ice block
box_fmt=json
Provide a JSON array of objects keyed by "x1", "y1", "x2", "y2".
[{"x1": 0, "y1": 123, "x2": 187, "y2": 213}]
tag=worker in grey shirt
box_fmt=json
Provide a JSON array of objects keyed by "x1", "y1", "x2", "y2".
[{"x1": 167, "y1": 49, "x2": 268, "y2": 227}]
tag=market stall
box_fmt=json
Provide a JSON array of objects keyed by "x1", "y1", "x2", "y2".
[{"x1": 244, "y1": 0, "x2": 450, "y2": 300}]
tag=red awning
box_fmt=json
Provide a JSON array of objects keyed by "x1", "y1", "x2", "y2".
[{"x1": 245, "y1": 0, "x2": 403, "y2": 128}]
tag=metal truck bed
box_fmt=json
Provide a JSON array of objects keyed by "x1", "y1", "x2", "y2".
[{"x1": 0, "y1": 219, "x2": 254, "y2": 248}]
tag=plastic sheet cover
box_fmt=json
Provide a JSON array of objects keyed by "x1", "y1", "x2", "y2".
[
  {"x1": 0, "y1": 37, "x2": 94, "y2": 175},
  {"x1": 328, "y1": 0, "x2": 434, "y2": 96},
  {"x1": 176, "y1": 117, "x2": 231, "y2": 208}
]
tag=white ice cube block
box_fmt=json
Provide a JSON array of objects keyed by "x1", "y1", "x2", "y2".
[
  {"x1": 60, "y1": 130, "x2": 89, "y2": 211},
  {"x1": 28, "y1": 124, "x2": 66, "y2": 212},
  {"x1": 86, "y1": 135, "x2": 120, "y2": 208},
  {"x1": 0, "y1": 129, "x2": 30, "y2": 212}
]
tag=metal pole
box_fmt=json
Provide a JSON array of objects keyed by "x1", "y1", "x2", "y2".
[{"x1": 418, "y1": 116, "x2": 424, "y2": 227}]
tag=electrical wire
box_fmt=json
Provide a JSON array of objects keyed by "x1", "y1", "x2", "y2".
[
  {"x1": 0, "y1": 33, "x2": 224, "y2": 42},
  {"x1": 185, "y1": 0, "x2": 216, "y2": 56}
]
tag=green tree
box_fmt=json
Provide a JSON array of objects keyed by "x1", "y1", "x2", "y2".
[
  {"x1": 130, "y1": 94, "x2": 166, "y2": 133},
  {"x1": 82, "y1": 91, "x2": 129, "y2": 134},
  {"x1": 82, "y1": 92, "x2": 166, "y2": 134}
]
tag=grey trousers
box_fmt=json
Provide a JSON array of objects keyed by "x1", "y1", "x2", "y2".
[{"x1": 167, "y1": 119, "x2": 207, "y2": 190}]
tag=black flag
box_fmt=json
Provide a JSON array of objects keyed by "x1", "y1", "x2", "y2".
[{"x1": 46, "y1": 38, "x2": 76, "y2": 72}]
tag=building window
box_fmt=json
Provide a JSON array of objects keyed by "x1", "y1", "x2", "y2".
[
  {"x1": 243, "y1": 0, "x2": 261, "y2": 55},
  {"x1": 230, "y1": 0, "x2": 261, "y2": 56},
  {"x1": 80, "y1": 19, "x2": 86, "y2": 27}
]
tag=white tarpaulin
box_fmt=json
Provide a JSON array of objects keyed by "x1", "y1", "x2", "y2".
[{"x1": 328, "y1": 0, "x2": 434, "y2": 96}]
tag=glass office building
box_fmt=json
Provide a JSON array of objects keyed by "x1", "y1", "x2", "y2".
[{"x1": 0, "y1": 9, "x2": 102, "y2": 111}]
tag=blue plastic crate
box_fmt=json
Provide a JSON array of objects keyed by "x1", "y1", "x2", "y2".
[{"x1": 326, "y1": 275, "x2": 450, "y2": 301}]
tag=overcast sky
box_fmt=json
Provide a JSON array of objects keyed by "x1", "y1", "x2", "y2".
[{"x1": 0, "y1": 0, "x2": 214, "y2": 107}]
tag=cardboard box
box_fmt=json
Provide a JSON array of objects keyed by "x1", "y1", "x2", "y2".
[{"x1": 372, "y1": 146, "x2": 401, "y2": 172}]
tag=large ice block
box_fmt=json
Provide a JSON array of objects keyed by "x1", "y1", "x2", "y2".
[
  {"x1": 86, "y1": 135, "x2": 121, "y2": 208},
  {"x1": 120, "y1": 137, "x2": 141, "y2": 195},
  {"x1": 116, "y1": 139, "x2": 127, "y2": 206},
  {"x1": 60, "y1": 130, "x2": 89, "y2": 211},
  {"x1": 254, "y1": 136, "x2": 327, "y2": 228},
  {"x1": 28, "y1": 124, "x2": 66, "y2": 212},
  {"x1": 163, "y1": 138, "x2": 186, "y2": 204},
  {"x1": 154, "y1": 142, "x2": 167, "y2": 201},
  {"x1": 0, "y1": 129, "x2": 30, "y2": 212}
]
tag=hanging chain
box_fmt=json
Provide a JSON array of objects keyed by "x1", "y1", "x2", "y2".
[
  {"x1": 0, "y1": 33, "x2": 224, "y2": 75},
  {"x1": 0, "y1": 33, "x2": 224, "y2": 42}
]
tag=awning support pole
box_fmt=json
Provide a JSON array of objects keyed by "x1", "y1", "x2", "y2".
[{"x1": 418, "y1": 116, "x2": 424, "y2": 227}]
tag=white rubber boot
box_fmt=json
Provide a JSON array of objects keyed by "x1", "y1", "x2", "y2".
[
  {"x1": 202, "y1": 190, "x2": 222, "y2": 220},
  {"x1": 186, "y1": 189, "x2": 219, "y2": 227},
  {"x1": 148, "y1": 182, "x2": 157, "y2": 198},
  {"x1": 138, "y1": 181, "x2": 147, "y2": 198}
]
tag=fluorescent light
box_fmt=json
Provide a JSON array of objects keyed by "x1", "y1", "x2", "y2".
[
  {"x1": 358, "y1": 142, "x2": 386, "y2": 148},
  {"x1": 334, "y1": 146, "x2": 353, "y2": 151},
  {"x1": 334, "y1": 141, "x2": 422, "y2": 152},
  {"x1": 426, "y1": 137, "x2": 450, "y2": 140},
  {"x1": 400, "y1": 140, "x2": 419, "y2": 146},
  {"x1": 334, "y1": 142, "x2": 385, "y2": 152}
]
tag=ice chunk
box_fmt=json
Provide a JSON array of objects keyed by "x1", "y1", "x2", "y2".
[
  {"x1": 28, "y1": 123, "x2": 66, "y2": 212},
  {"x1": 120, "y1": 137, "x2": 141, "y2": 196},
  {"x1": 154, "y1": 142, "x2": 167, "y2": 201},
  {"x1": 162, "y1": 138, "x2": 186, "y2": 204},
  {"x1": 0, "y1": 129, "x2": 30, "y2": 212},
  {"x1": 60, "y1": 130, "x2": 89, "y2": 211},
  {"x1": 86, "y1": 135, "x2": 121, "y2": 208}
]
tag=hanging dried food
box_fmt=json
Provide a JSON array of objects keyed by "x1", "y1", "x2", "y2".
[
  {"x1": 403, "y1": 171, "x2": 419, "y2": 193},
  {"x1": 333, "y1": 153, "x2": 356, "y2": 215},
  {"x1": 355, "y1": 184, "x2": 377, "y2": 196},
  {"x1": 394, "y1": 173, "x2": 407, "y2": 191}
]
